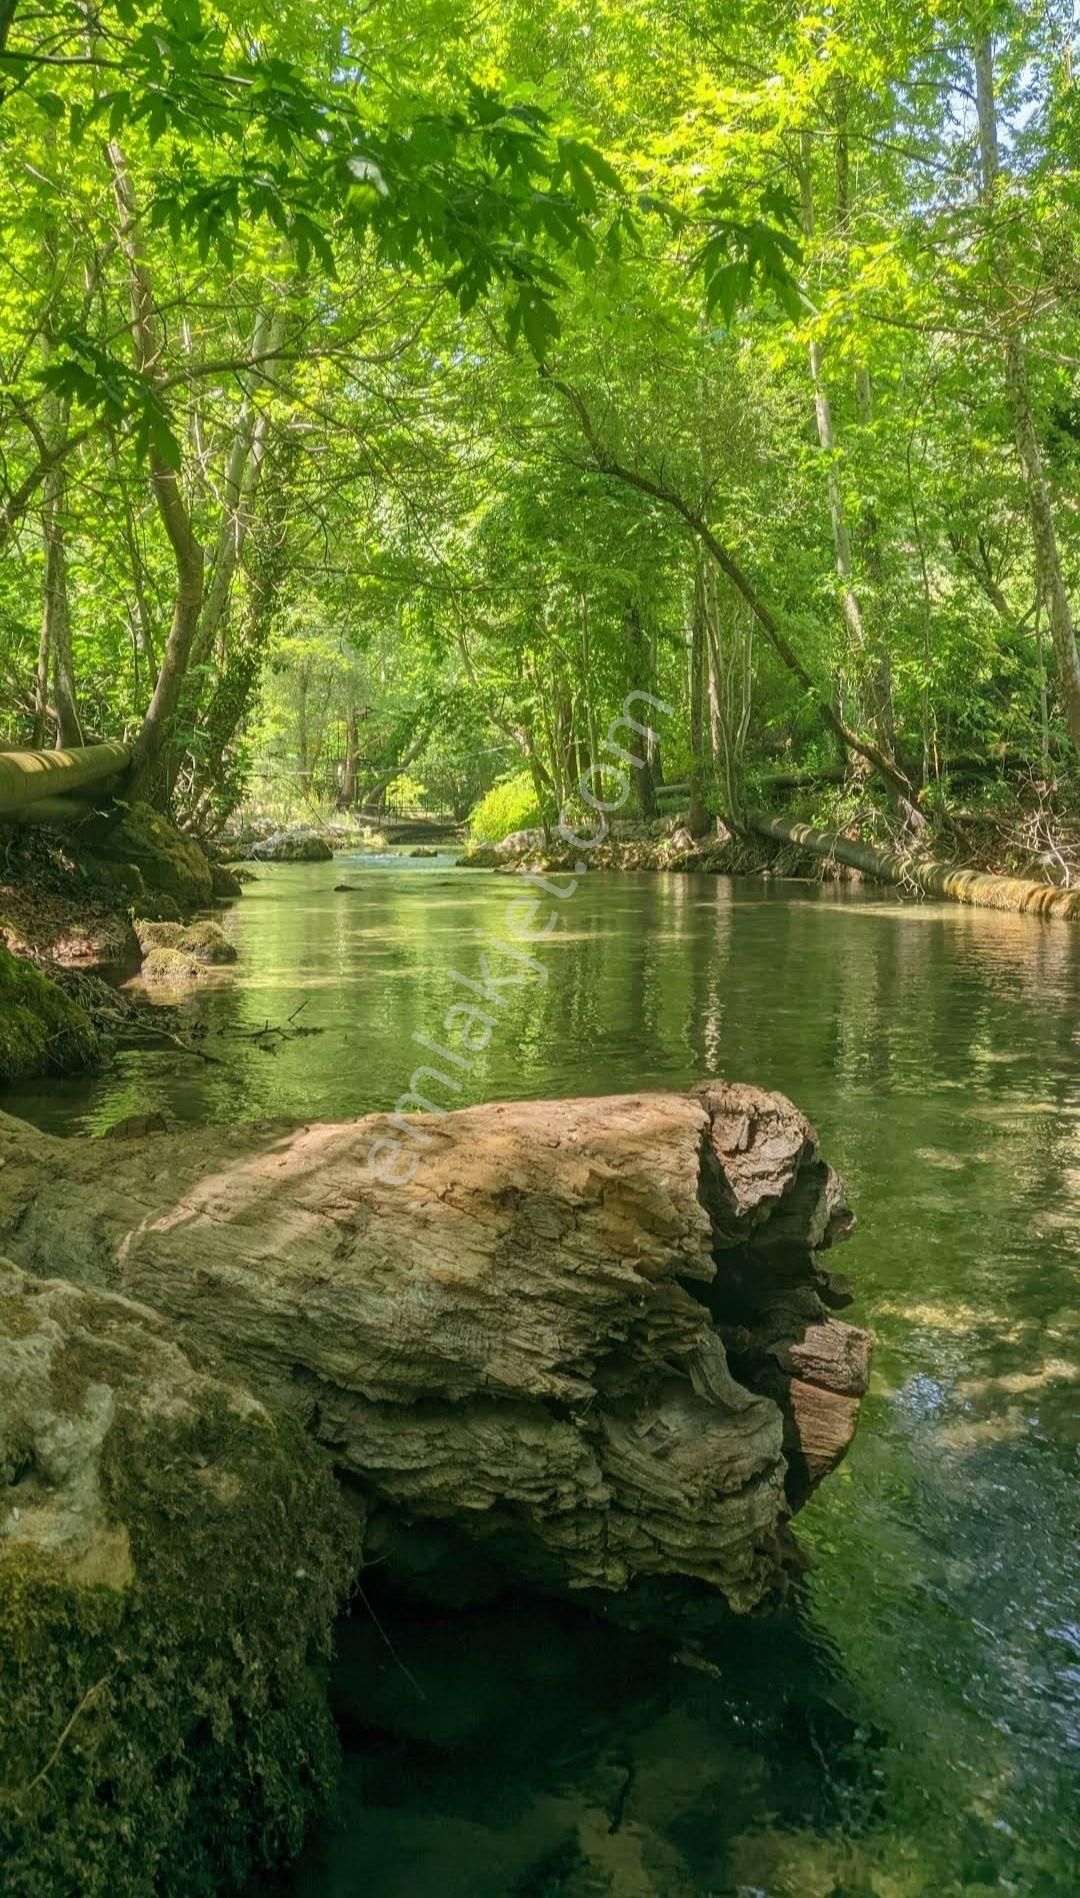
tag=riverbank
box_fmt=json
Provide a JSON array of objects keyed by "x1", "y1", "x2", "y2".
[
  {"x1": 0, "y1": 806, "x2": 245, "y2": 1086},
  {"x1": 460, "y1": 776, "x2": 1080, "y2": 904}
]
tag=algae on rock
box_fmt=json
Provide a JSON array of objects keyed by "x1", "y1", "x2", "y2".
[{"x1": 0, "y1": 1261, "x2": 360, "y2": 1897}]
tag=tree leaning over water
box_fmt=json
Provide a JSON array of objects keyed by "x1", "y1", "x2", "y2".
[{"x1": 1, "y1": 0, "x2": 1079, "y2": 840}]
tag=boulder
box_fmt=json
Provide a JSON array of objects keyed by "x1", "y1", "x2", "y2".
[
  {"x1": 0, "y1": 944, "x2": 100, "y2": 1087},
  {"x1": 132, "y1": 919, "x2": 237, "y2": 987},
  {"x1": 250, "y1": 829, "x2": 333, "y2": 863},
  {"x1": 210, "y1": 864, "x2": 243, "y2": 898},
  {"x1": 80, "y1": 803, "x2": 213, "y2": 911},
  {"x1": 494, "y1": 826, "x2": 546, "y2": 856},
  {"x1": 133, "y1": 919, "x2": 237, "y2": 966},
  {"x1": 0, "y1": 1261, "x2": 359, "y2": 1896}
]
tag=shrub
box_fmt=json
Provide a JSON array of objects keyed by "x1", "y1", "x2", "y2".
[{"x1": 468, "y1": 770, "x2": 543, "y2": 841}]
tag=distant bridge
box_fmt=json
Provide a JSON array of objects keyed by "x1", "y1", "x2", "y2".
[{"x1": 0, "y1": 743, "x2": 130, "y2": 824}]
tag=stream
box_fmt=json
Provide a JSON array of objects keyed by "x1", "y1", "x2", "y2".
[{"x1": 8, "y1": 858, "x2": 1078, "y2": 1896}]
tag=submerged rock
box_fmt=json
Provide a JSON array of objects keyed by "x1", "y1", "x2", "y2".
[
  {"x1": 0, "y1": 944, "x2": 100, "y2": 1087},
  {"x1": 250, "y1": 829, "x2": 333, "y2": 863},
  {"x1": 0, "y1": 1261, "x2": 360, "y2": 1897}
]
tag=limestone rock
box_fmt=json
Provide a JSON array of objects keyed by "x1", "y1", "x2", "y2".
[
  {"x1": 0, "y1": 1260, "x2": 359, "y2": 1896},
  {"x1": 250, "y1": 828, "x2": 333, "y2": 863}
]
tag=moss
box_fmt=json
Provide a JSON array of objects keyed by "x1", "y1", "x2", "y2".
[
  {"x1": 131, "y1": 892, "x2": 182, "y2": 922},
  {"x1": 0, "y1": 1290, "x2": 360, "y2": 1897},
  {"x1": 133, "y1": 920, "x2": 237, "y2": 966},
  {"x1": 0, "y1": 943, "x2": 100, "y2": 1087},
  {"x1": 0, "y1": 1296, "x2": 39, "y2": 1340},
  {"x1": 210, "y1": 864, "x2": 243, "y2": 899},
  {"x1": 80, "y1": 802, "x2": 213, "y2": 912}
]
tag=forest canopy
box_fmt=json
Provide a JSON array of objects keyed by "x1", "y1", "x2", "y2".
[{"x1": 2, "y1": 0, "x2": 1079, "y2": 839}]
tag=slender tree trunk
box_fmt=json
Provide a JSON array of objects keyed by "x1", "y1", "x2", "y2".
[
  {"x1": 580, "y1": 592, "x2": 600, "y2": 778},
  {"x1": 973, "y1": 35, "x2": 1080, "y2": 762},
  {"x1": 40, "y1": 458, "x2": 82, "y2": 747},
  {"x1": 625, "y1": 597, "x2": 660, "y2": 817},
  {"x1": 108, "y1": 141, "x2": 205, "y2": 802},
  {"x1": 189, "y1": 308, "x2": 282, "y2": 679},
  {"x1": 341, "y1": 705, "x2": 359, "y2": 808},
  {"x1": 688, "y1": 560, "x2": 710, "y2": 834},
  {"x1": 800, "y1": 134, "x2": 900, "y2": 766},
  {"x1": 31, "y1": 614, "x2": 49, "y2": 748}
]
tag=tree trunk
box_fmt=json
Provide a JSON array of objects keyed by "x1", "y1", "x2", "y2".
[
  {"x1": 973, "y1": 35, "x2": 1080, "y2": 762},
  {"x1": 748, "y1": 810, "x2": 1080, "y2": 918},
  {"x1": 0, "y1": 1083, "x2": 869, "y2": 1611},
  {"x1": 39, "y1": 455, "x2": 82, "y2": 748},
  {"x1": 800, "y1": 135, "x2": 901, "y2": 771},
  {"x1": 625, "y1": 597, "x2": 660, "y2": 817},
  {"x1": 108, "y1": 142, "x2": 205, "y2": 802},
  {"x1": 688, "y1": 563, "x2": 710, "y2": 835},
  {"x1": 341, "y1": 704, "x2": 360, "y2": 807}
]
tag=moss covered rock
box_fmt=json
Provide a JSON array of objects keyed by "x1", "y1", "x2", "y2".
[
  {"x1": 133, "y1": 919, "x2": 237, "y2": 966},
  {"x1": 210, "y1": 863, "x2": 243, "y2": 899},
  {"x1": 0, "y1": 1261, "x2": 360, "y2": 1896},
  {"x1": 0, "y1": 945, "x2": 100, "y2": 1087},
  {"x1": 81, "y1": 803, "x2": 213, "y2": 911}
]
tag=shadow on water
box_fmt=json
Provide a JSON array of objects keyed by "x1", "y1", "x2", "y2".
[
  {"x1": 293, "y1": 1572, "x2": 886, "y2": 1898},
  {"x1": 8, "y1": 860, "x2": 1079, "y2": 1894}
]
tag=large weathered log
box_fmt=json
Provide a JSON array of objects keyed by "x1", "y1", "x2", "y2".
[
  {"x1": 0, "y1": 1084, "x2": 870, "y2": 1612},
  {"x1": 0, "y1": 742, "x2": 129, "y2": 817},
  {"x1": 748, "y1": 809, "x2": 1080, "y2": 919}
]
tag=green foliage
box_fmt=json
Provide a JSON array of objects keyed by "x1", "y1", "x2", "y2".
[{"x1": 468, "y1": 769, "x2": 542, "y2": 840}]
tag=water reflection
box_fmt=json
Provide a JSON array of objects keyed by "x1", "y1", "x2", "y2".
[{"x1": 8, "y1": 862, "x2": 1079, "y2": 1895}]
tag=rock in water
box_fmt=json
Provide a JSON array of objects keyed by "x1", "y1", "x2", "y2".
[
  {"x1": 0, "y1": 1262, "x2": 359, "y2": 1895},
  {"x1": 250, "y1": 829, "x2": 333, "y2": 862},
  {"x1": 0, "y1": 1083, "x2": 870, "y2": 1614}
]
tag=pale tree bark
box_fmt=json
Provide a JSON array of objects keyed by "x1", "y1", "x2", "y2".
[
  {"x1": 625, "y1": 597, "x2": 661, "y2": 816},
  {"x1": 108, "y1": 141, "x2": 205, "y2": 800},
  {"x1": 39, "y1": 453, "x2": 82, "y2": 747},
  {"x1": 688, "y1": 560, "x2": 710, "y2": 834},
  {"x1": 189, "y1": 306, "x2": 283, "y2": 678},
  {"x1": 340, "y1": 704, "x2": 360, "y2": 807},
  {"x1": 974, "y1": 35, "x2": 1080, "y2": 763},
  {"x1": 799, "y1": 132, "x2": 900, "y2": 771}
]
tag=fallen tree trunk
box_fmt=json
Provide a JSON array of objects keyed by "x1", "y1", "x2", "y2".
[
  {"x1": 0, "y1": 742, "x2": 129, "y2": 818},
  {"x1": 748, "y1": 810, "x2": 1080, "y2": 919},
  {"x1": 0, "y1": 1083, "x2": 869, "y2": 1612}
]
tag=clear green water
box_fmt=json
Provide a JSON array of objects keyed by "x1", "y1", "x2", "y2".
[{"x1": 11, "y1": 860, "x2": 1079, "y2": 1896}]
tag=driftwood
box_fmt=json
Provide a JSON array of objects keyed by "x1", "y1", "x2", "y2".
[
  {"x1": 0, "y1": 1083, "x2": 870, "y2": 1612},
  {"x1": 749, "y1": 810, "x2": 1080, "y2": 919}
]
